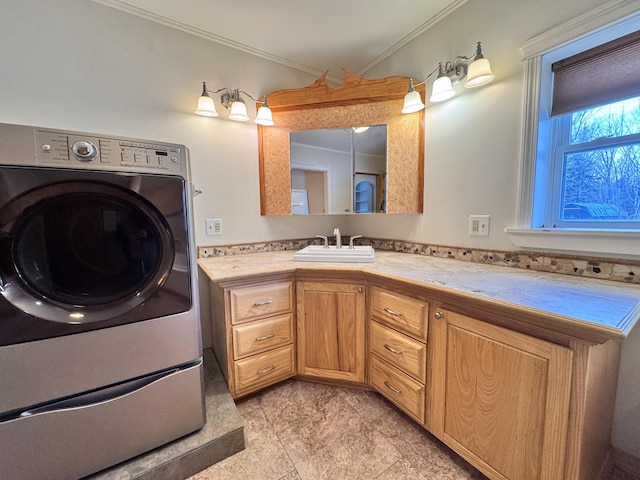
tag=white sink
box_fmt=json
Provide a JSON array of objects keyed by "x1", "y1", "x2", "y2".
[{"x1": 293, "y1": 245, "x2": 375, "y2": 263}]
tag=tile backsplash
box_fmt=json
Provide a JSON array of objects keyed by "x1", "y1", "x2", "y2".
[{"x1": 198, "y1": 237, "x2": 640, "y2": 285}]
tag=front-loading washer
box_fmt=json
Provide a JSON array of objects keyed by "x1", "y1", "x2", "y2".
[{"x1": 0, "y1": 123, "x2": 205, "y2": 479}]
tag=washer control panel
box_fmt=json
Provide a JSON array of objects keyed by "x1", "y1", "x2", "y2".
[{"x1": 35, "y1": 129, "x2": 184, "y2": 174}]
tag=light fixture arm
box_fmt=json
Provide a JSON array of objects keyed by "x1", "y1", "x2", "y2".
[
  {"x1": 459, "y1": 41, "x2": 486, "y2": 62},
  {"x1": 236, "y1": 90, "x2": 262, "y2": 102},
  {"x1": 220, "y1": 89, "x2": 240, "y2": 109},
  {"x1": 410, "y1": 64, "x2": 441, "y2": 88},
  {"x1": 447, "y1": 42, "x2": 487, "y2": 82},
  {"x1": 201, "y1": 81, "x2": 230, "y2": 97},
  {"x1": 203, "y1": 85, "x2": 263, "y2": 110}
]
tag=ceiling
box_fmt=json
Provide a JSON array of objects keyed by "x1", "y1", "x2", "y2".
[{"x1": 93, "y1": 0, "x2": 466, "y2": 83}]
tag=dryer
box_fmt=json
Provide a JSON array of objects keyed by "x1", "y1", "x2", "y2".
[{"x1": 0, "y1": 123, "x2": 205, "y2": 479}]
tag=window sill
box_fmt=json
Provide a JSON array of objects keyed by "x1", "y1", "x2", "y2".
[{"x1": 505, "y1": 228, "x2": 640, "y2": 260}]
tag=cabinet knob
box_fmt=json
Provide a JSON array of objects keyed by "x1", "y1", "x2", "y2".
[
  {"x1": 434, "y1": 311, "x2": 444, "y2": 320},
  {"x1": 358, "y1": 287, "x2": 363, "y2": 293}
]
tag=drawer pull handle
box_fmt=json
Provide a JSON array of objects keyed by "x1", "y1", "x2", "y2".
[
  {"x1": 383, "y1": 307, "x2": 403, "y2": 317},
  {"x1": 257, "y1": 365, "x2": 276, "y2": 375},
  {"x1": 255, "y1": 333, "x2": 275, "y2": 341},
  {"x1": 383, "y1": 344, "x2": 403, "y2": 355},
  {"x1": 384, "y1": 380, "x2": 402, "y2": 395},
  {"x1": 254, "y1": 300, "x2": 273, "y2": 306}
]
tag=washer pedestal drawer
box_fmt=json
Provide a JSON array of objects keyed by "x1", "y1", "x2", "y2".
[{"x1": 0, "y1": 360, "x2": 205, "y2": 480}]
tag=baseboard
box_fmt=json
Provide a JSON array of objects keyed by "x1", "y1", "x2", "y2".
[{"x1": 614, "y1": 447, "x2": 640, "y2": 479}]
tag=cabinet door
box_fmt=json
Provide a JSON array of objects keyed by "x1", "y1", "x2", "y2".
[
  {"x1": 297, "y1": 281, "x2": 365, "y2": 382},
  {"x1": 430, "y1": 308, "x2": 572, "y2": 480}
]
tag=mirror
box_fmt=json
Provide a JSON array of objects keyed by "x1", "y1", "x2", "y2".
[
  {"x1": 258, "y1": 71, "x2": 424, "y2": 216},
  {"x1": 290, "y1": 125, "x2": 387, "y2": 214}
]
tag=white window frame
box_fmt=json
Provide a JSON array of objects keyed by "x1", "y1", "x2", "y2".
[
  {"x1": 546, "y1": 112, "x2": 640, "y2": 230},
  {"x1": 506, "y1": 0, "x2": 640, "y2": 259}
]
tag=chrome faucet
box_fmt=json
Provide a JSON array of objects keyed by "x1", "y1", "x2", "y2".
[
  {"x1": 348, "y1": 235, "x2": 362, "y2": 248},
  {"x1": 316, "y1": 234, "x2": 328, "y2": 248},
  {"x1": 333, "y1": 227, "x2": 342, "y2": 249}
]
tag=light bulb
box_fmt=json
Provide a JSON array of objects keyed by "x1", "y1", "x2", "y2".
[
  {"x1": 465, "y1": 57, "x2": 495, "y2": 88},
  {"x1": 255, "y1": 105, "x2": 274, "y2": 126},
  {"x1": 430, "y1": 76, "x2": 455, "y2": 102},
  {"x1": 228, "y1": 100, "x2": 249, "y2": 122},
  {"x1": 195, "y1": 94, "x2": 218, "y2": 117},
  {"x1": 402, "y1": 90, "x2": 425, "y2": 113}
]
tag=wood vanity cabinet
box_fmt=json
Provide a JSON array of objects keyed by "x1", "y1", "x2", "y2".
[
  {"x1": 204, "y1": 262, "x2": 624, "y2": 480},
  {"x1": 429, "y1": 306, "x2": 574, "y2": 480},
  {"x1": 296, "y1": 279, "x2": 366, "y2": 383},
  {"x1": 209, "y1": 276, "x2": 296, "y2": 398},
  {"x1": 368, "y1": 285, "x2": 429, "y2": 424}
]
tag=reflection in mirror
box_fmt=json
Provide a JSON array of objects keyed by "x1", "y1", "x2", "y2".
[{"x1": 290, "y1": 125, "x2": 387, "y2": 215}]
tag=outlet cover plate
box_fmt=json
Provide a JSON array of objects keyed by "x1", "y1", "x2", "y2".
[
  {"x1": 469, "y1": 215, "x2": 490, "y2": 236},
  {"x1": 206, "y1": 218, "x2": 223, "y2": 236}
]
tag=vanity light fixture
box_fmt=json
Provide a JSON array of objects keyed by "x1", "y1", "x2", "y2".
[
  {"x1": 194, "y1": 82, "x2": 274, "y2": 125},
  {"x1": 402, "y1": 41, "x2": 495, "y2": 113}
]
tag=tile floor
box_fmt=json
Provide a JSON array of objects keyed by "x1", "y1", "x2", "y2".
[
  {"x1": 188, "y1": 379, "x2": 487, "y2": 480},
  {"x1": 188, "y1": 378, "x2": 639, "y2": 480}
]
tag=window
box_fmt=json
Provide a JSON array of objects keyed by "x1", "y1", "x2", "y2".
[
  {"x1": 507, "y1": 2, "x2": 640, "y2": 257},
  {"x1": 534, "y1": 95, "x2": 640, "y2": 229},
  {"x1": 533, "y1": 29, "x2": 640, "y2": 230}
]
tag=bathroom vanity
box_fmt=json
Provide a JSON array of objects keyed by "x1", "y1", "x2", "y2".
[{"x1": 199, "y1": 249, "x2": 639, "y2": 480}]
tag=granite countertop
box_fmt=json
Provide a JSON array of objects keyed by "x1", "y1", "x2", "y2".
[{"x1": 198, "y1": 250, "x2": 640, "y2": 339}]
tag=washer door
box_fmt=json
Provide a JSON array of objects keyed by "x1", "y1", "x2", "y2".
[{"x1": 0, "y1": 181, "x2": 174, "y2": 324}]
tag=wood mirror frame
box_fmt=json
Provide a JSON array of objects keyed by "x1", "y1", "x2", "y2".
[{"x1": 257, "y1": 71, "x2": 425, "y2": 215}]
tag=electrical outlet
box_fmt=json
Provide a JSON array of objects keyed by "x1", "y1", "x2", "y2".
[
  {"x1": 469, "y1": 215, "x2": 490, "y2": 236},
  {"x1": 206, "y1": 218, "x2": 223, "y2": 236}
]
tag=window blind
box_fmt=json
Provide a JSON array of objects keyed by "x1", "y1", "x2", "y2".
[{"x1": 551, "y1": 30, "x2": 640, "y2": 117}]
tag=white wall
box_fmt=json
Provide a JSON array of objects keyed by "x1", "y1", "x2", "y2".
[
  {"x1": 1, "y1": 0, "x2": 638, "y2": 460},
  {"x1": 361, "y1": 0, "x2": 640, "y2": 459},
  {"x1": 349, "y1": 0, "x2": 609, "y2": 248},
  {"x1": 0, "y1": 0, "x2": 342, "y2": 248}
]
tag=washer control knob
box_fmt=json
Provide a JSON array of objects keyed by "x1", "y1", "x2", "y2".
[{"x1": 72, "y1": 140, "x2": 98, "y2": 161}]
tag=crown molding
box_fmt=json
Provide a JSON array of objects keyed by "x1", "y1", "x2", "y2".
[{"x1": 520, "y1": 0, "x2": 640, "y2": 59}]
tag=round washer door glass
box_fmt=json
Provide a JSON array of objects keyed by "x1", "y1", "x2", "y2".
[{"x1": 1, "y1": 181, "x2": 175, "y2": 323}]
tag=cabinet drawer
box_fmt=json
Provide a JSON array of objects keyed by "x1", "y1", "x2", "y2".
[
  {"x1": 371, "y1": 286, "x2": 428, "y2": 340},
  {"x1": 370, "y1": 321, "x2": 426, "y2": 383},
  {"x1": 233, "y1": 344, "x2": 295, "y2": 397},
  {"x1": 370, "y1": 355, "x2": 425, "y2": 424},
  {"x1": 232, "y1": 313, "x2": 293, "y2": 359},
  {"x1": 230, "y1": 281, "x2": 293, "y2": 324}
]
